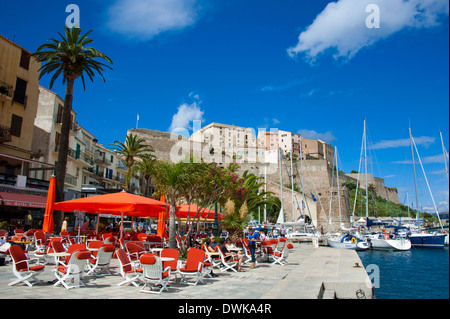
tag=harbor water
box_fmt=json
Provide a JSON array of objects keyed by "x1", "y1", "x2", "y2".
[{"x1": 357, "y1": 247, "x2": 449, "y2": 299}]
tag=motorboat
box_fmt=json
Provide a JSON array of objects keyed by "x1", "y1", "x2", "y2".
[
  {"x1": 409, "y1": 231, "x2": 447, "y2": 249},
  {"x1": 328, "y1": 234, "x2": 370, "y2": 250},
  {"x1": 366, "y1": 233, "x2": 411, "y2": 251}
]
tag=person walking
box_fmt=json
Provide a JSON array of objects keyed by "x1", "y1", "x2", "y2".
[{"x1": 247, "y1": 226, "x2": 259, "y2": 269}]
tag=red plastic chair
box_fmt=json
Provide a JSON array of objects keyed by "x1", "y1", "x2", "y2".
[
  {"x1": 160, "y1": 248, "x2": 180, "y2": 282},
  {"x1": 179, "y1": 248, "x2": 207, "y2": 286},
  {"x1": 53, "y1": 249, "x2": 91, "y2": 289},
  {"x1": 116, "y1": 248, "x2": 143, "y2": 287},
  {"x1": 8, "y1": 245, "x2": 45, "y2": 287},
  {"x1": 140, "y1": 254, "x2": 171, "y2": 294}
]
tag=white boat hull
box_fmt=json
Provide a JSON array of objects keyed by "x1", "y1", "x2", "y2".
[
  {"x1": 370, "y1": 238, "x2": 411, "y2": 251},
  {"x1": 328, "y1": 238, "x2": 370, "y2": 250}
]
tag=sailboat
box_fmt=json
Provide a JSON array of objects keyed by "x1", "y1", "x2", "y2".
[
  {"x1": 406, "y1": 128, "x2": 447, "y2": 249},
  {"x1": 357, "y1": 119, "x2": 411, "y2": 251},
  {"x1": 326, "y1": 146, "x2": 370, "y2": 250}
]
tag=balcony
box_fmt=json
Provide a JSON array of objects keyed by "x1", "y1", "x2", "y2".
[
  {"x1": 0, "y1": 124, "x2": 12, "y2": 142},
  {"x1": 0, "y1": 80, "x2": 13, "y2": 101}
]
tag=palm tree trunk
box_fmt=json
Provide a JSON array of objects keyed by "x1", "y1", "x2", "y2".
[
  {"x1": 54, "y1": 77, "x2": 75, "y2": 232},
  {"x1": 169, "y1": 199, "x2": 177, "y2": 249}
]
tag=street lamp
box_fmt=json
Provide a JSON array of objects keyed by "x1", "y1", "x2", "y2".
[{"x1": 212, "y1": 200, "x2": 219, "y2": 236}]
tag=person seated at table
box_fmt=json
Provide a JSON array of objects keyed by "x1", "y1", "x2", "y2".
[
  {"x1": 221, "y1": 238, "x2": 244, "y2": 272},
  {"x1": 208, "y1": 236, "x2": 218, "y2": 250},
  {"x1": 204, "y1": 238, "x2": 218, "y2": 277}
]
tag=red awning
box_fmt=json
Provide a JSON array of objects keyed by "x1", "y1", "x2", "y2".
[{"x1": 0, "y1": 192, "x2": 47, "y2": 209}]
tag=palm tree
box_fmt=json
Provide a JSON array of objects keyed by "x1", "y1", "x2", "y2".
[
  {"x1": 110, "y1": 133, "x2": 154, "y2": 191},
  {"x1": 150, "y1": 160, "x2": 190, "y2": 249},
  {"x1": 135, "y1": 153, "x2": 156, "y2": 197},
  {"x1": 32, "y1": 27, "x2": 112, "y2": 230}
]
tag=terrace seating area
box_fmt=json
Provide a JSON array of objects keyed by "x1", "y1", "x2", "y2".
[{"x1": 0, "y1": 228, "x2": 295, "y2": 295}]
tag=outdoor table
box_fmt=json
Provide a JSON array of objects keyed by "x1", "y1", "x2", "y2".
[
  {"x1": 88, "y1": 248, "x2": 99, "y2": 251},
  {"x1": 206, "y1": 252, "x2": 220, "y2": 256},
  {"x1": 47, "y1": 252, "x2": 71, "y2": 267},
  {"x1": 160, "y1": 257, "x2": 175, "y2": 262},
  {"x1": 151, "y1": 248, "x2": 164, "y2": 255}
]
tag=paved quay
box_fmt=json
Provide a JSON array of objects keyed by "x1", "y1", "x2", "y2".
[{"x1": 0, "y1": 243, "x2": 373, "y2": 300}]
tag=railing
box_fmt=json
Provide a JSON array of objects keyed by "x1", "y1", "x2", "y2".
[
  {"x1": 0, "y1": 80, "x2": 13, "y2": 98},
  {"x1": 0, "y1": 124, "x2": 12, "y2": 142}
]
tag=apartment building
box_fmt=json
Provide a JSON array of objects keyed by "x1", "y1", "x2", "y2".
[
  {"x1": 32, "y1": 86, "x2": 126, "y2": 199},
  {"x1": 257, "y1": 130, "x2": 301, "y2": 157},
  {"x1": 301, "y1": 137, "x2": 334, "y2": 165},
  {"x1": 190, "y1": 122, "x2": 258, "y2": 159},
  {"x1": 0, "y1": 34, "x2": 54, "y2": 226}
]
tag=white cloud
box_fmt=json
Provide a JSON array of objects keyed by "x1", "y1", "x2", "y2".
[
  {"x1": 372, "y1": 136, "x2": 435, "y2": 150},
  {"x1": 298, "y1": 129, "x2": 337, "y2": 143},
  {"x1": 393, "y1": 154, "x2": 446, "y2": 164},
  {"x1": 169, "y1": 93, "x2": 204, "y2": 135},
  {"x1": 106, "y1": 0, "x2": 201, "y2": 40},
  {"x1": 287, "y1": 0, "x2": 449, "y2": 63}
]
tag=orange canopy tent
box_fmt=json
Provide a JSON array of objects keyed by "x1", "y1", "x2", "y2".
[
  {"x1": 172, "y1": 204, "x2": 225, "y2": 221},
  {"x1": 42, "y1": 175, "x2": 55, "y2": 233},
  {"x1": 156, "y1": 196, "x2": 168, "y2": 238},
  {"x1": 53, "y1": 191, "x2": 166, "y2": 217},
  {"x1": 53, "y1": 191, "x2": 167, "y2": 237}
]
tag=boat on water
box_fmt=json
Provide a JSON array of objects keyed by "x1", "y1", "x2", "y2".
[
  {"x1": 328, "y1": 234, "x2": 370, "y2": 250},
  {"x1": 365, "y1": 232, "x2": 411, "y2": 251},
  {"x1": 406, "y1": 128, "x2": 447, "y2": 249},
  {"x1": 409, "y1": 232, "x2": 447, "y2": 249}
]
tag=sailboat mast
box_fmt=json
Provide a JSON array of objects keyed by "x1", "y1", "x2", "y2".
[
  {"x1": 290, "y1": 152, "x2": 295, "y2": 222},
  {"x1": 411, "y1": 134, "x2": 444, "y2": 231},
  {"x1": 364, "y1": 119, "x2": 369, "y2": 219},
  {"x1": 409, "y1": 127, "x2": 420, "y2": 220},
  {"x1": 335, "y1": 146, "x2": 342, "y2": 226},
  {"x1": 278, "y1": 148, "x2": 284, "y2": 223},
  {"x1": 440, "y1": 130, "x2": 449, "y2": 187},
  {"x1": 264, "y1": 164, "x2": 267, "y2": 223}
]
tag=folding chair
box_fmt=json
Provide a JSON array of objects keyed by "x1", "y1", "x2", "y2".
[
  {"x1": 272, "y1": 243, "x2": 294, "y2": 266},
  {"x1": 261, "y1": 240, "x2": 275, "y2": 262},
  {"x1": 179, "y1": 248, "x2": 207, "y2": 286},
  {"x1": 240, "y1": 239, "x2": 256, "y2": 264},
  {"x1": 8, "y1": 245, "x2": 45, "y2": 287},
  {"x1": 161, "y1": 248, "x2": 180, "y2": 283},
  {"x1": 53, "y1": 249, "x2": 91, "y2": 289},
  {"x1": 60, "y1": 231, "x2": 76, "y2": 249},
  {"x1": 116, "y1": 248, "x2": 143, "y2": 287},
  {"x1": 87, "y1": 244, "x2": 115, "y2": 276},
  {"x1": 139, "y1": 254, "x2": 171, "y2": 294},
  {"x1": 275, "y1": 237, "x2": 287, "y2": 252},
  {"x1": 33, "y1": 230, "x2": 48, "y2": 264},
  {"x1": 125, "y1": 241, "x2": 147, "y2": 263},
  {"x1": 216, "y1": 246, "x2": 238, "y2": 272}
]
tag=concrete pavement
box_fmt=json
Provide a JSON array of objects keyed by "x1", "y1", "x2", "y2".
[{"x1": 0, "y1": 243, "x2": 373, "y2": 300}]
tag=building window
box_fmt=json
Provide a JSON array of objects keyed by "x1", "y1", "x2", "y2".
[
  {"x1": 55, "y1": 132, "x2": 60, "y2": 151},
  {"x1": 13, "y1": 78, "x2": 27, "y2": 106},
  {"x1": 10, "y1": 114, "x2": 23, "y2": 137},
  {"x1": 19, "y1": 50, "x2": 30, "y2": 70},
  {"x1": 56, "y1": 104, "x2": 64, "y2": 123}
]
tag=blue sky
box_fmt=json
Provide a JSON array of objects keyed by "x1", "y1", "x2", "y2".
[{"x1": 1, "y1": 0, "x2": 448, "y2": 214}]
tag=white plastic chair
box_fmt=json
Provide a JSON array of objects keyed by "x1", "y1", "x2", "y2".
[
  {"x1": 53, "y1": 249, "x2": 91, "y2": 289},
  {"x1": 216, "y1": 246, "x2": 238, "y2": 272},
  {"x1": 139, "y1": 254, "x2": 171, "y2": 294},
  {"x1": 179, "y1": 248, "x2": 207, "y2": 286},
  {"x1": 86, "y1": 244, "x2": 115, "y2": 276},
  {"x1": 116, "y1": 248, "x2": 143, "y2": 287},
  {"x1": 8, "y1": 245, "x2": 45, "y2": 287},
  {"x1": 272, "y1": 243, "x2": 294, "y2": 266}
]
